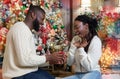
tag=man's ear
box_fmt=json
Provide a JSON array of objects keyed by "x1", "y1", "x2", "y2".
[{"x1": 31, "y1": 12, "x2": 36, "y2": 19}]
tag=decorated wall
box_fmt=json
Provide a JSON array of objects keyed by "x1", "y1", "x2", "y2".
[
  {"x1": 0, "y1": 0, "x2": 69, "y2": 57},
  {"x1": 72, "y1": 0, "x2": 120, "y2": 71}
]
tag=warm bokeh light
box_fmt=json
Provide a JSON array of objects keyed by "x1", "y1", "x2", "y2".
[
  {"x1": 81, "y1": 0, "x2": 91, "y2": 7},
  {"x1": 119, "y1": 0, "x2": 120, "y2": 6}
]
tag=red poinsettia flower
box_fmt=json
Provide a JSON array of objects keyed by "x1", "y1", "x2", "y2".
[{"x1": 0, "y1": 27, "x2": 9, "y2": 50}]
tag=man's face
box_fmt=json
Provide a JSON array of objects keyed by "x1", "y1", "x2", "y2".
[
  {"x1": 33, "y1": 18, "x2": 40, "y2": 32},
  {"x1": 33, "y1": 12, "x2": 45, "y2": 32}
]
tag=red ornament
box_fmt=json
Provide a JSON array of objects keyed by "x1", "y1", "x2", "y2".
[
  {"x1": 14, "y1": 10, "x2": 20, "y2": 16},
  {"x1": 37, "y1": 45, "x2": 43, "y2": 51},
  {"x1": 42, "y1": 35, "x2": 47, "y2": 45},
  {"x1": 113, "y1": 12, "x2": 119, "y2": 21},
  {"x1": 3, "y1": 0, "x2": 11, "y2": 4},
  {"x1": 0, "y1": 36, "x2": 2, "y2": 42},
  {"x1": 106, "y1": 13, "x2": 112, "y2": 18},
  {"x1": 38, "y1": 21, "x2": 52, "y2": 45},
  {"x1": 105, "y1": 37, "x2": 118, "y2": 53},
  {"x1": 59, "y1": 51, "x2": 64, "y2": 54},
  {"x1": 40, "y1": 0, "x2": 44, "y2": 7}
]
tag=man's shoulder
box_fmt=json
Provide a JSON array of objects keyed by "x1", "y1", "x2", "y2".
[
  {"x1": 14, "y1": 22, "x2": 24, "y2": 26},
  {"x1": 11, "y1": 22, "x2": 25, "y2": 29},
  {"x1": 9, "y1": 22, "x2": 25, "y2": 33}
]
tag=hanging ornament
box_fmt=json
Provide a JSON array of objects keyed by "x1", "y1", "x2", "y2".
[
  {"x1": 58, "y1": 0, "x2": 63, "y2": 8},
  {"x1": 53, "y1": 2, "x2": 57, "y2": 8},
  {"x1": 40, "y1": 0, "x2": 44, "y2": 7},
  {"x1": 45, "y1": 2, "x2": 49, "y2": 9},
  {"x1": 53, "y1": 25, "x2": 58, "y2": 30},
  {"x1": 51, "y1": 5, "x2": 55, "y2": 12},
  {"x1": 49, "y1": 19, "x2": 54, "y2": 25},
  {"x1": 21, "y1": 5, "x2": 26, "y2": 11},
  {"x1": 60, "y1": 25, "x2": 64, "y2": 29},
  {"x1": 42, "y1": 34, "x2": 47, "y2": 45},
  {"x1": 3, "y1": 0, "x2": 11, "y2": 4}
]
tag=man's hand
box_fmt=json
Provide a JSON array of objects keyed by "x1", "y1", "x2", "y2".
[
  {"x1": 56, "y1": 51, "x2": 67, "y2": 64},
  {"x1": 45, "y1": 51, "x2": 66, "y2": 64}
]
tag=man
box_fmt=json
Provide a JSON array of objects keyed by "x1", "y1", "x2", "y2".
[{"x1": 2, "y1": 4, "x2": 65, "y2": 79}]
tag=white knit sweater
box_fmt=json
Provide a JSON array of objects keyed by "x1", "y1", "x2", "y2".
[
  {"x1": 67, "y1": 36, "x2": 102, "y2": 73},
  {"x1": 2, "y1": 22, "x2": 46, "y2": 79}
]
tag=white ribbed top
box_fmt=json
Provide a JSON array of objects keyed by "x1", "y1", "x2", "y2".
[
  {"x1": 67, "y1": 36, "x2": 102, "y2": 73},
  {"x1": 2, "y1": 22, "x2": 46, "y2": 79}
]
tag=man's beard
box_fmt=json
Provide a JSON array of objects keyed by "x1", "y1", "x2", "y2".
[{"x1": 33, "y1": 18, "x2": 40, "y2": 32}]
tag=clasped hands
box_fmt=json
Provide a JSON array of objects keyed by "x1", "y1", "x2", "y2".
[{"x1": 73, "y1": 38, "x2": 88, "y2": 48}]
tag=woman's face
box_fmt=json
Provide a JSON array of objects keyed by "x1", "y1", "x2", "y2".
[{"x1": 74, "y1": 20, "x2": 89, "y2": 38}]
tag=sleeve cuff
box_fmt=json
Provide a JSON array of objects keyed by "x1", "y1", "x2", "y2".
[
  {"x1": 70, "y1": 43, "x2": 77, "y2": 51},
  {"x1": 78, "y1": 47, "x2": 86, "y2": 55},
  {"x1": 38, "y1": 55, "x2": 46, "y2": 64}
]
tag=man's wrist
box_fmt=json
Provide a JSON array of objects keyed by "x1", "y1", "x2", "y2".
[{"x1": 45, "y1": 55, "x2": 51, "y2": 62}]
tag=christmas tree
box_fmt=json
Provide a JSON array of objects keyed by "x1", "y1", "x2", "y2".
[{"x1": 0, "y1": 0, "x2": 68, "y2": 55}]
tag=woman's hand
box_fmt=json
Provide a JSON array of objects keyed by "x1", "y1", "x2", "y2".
[
  {"x1": 73, "y1": 38, "x2": 88, "y2": 48},
  {"x1": 80, "y1": 38, "x2": 88, "y2": 48},
  {"x1": 73, "y1": 41, "x2": 81, "y2": 48}
]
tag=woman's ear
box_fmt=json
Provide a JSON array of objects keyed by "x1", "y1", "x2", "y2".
[
  {"x1": 84, "y1": 23, "x2": 90, "y2": 34},
  {"x1": 85, "y1": 23, "x2": 89, "y2": 30}
]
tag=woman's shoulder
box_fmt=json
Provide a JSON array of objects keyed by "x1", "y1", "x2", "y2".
[
  {"x1": 89, "y1": 36, "x2": 102, "y2": 48},
  {"x1": 92, "y1": 35, "x2": 102, "y2": 44},
  {"x1": 93, "y1": 35, "x2": 101, "y2": 40}
]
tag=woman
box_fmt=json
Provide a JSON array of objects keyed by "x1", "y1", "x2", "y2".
[{"x1": 63, "y1": 15, "x2": 102, "y2": 79}]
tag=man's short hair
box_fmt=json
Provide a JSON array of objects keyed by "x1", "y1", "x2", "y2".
[{"x1": 27, "y1": 4, "x2": 45, "y2": 15}]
